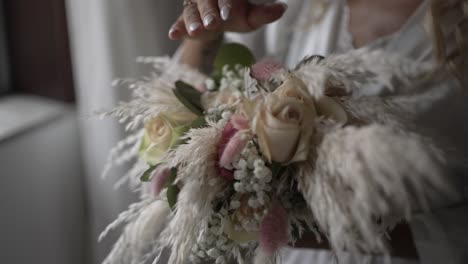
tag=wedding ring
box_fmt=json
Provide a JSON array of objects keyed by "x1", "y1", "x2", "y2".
[{"x1": 183, "y1": 0, "x2": 196, "y2": 7}]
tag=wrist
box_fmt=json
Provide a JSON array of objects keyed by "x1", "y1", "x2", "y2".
[{"x1": 181, "y1": 33, "x2": 224, "y2": 74}]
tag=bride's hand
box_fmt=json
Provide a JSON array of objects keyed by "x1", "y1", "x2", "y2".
[{"x1": 168, "y1": 0, "x2": 287, "y2": 40}]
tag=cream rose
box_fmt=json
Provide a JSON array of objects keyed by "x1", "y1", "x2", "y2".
[
  {"x1": 139, "y1": 111, "x2": 197, "y2": 165},
  {"x1": 254, "y1": 76, "x2": 317, "y2": 164}
]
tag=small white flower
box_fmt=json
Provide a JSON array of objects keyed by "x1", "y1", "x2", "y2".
[
  {"x1": 254, "y1": 158, "x2": 265, "y2": 168},
  {"x1": 234, "y1": 170, "x2": 247, "y2": 180},
  {"x1": 197, "y1": 251, "x2": 206, "y2": 258},
  {"x1": 230, "y1": 200, "x2": 241, "y2": 209},
  {"x1": 254, "y1": 213, "x2": 263, "y2": 221},
  {"x1": 234, "y1": 182, "x2": 245, "y2": 193},
  {"x1": 207, "y1": 248, "x2": 221, "y2": 258},
  {"x1": 216, "y1": 256, "x2": 226, "y2": 264},
  {"x1": 219, "y1": 208, "x2": 228, "y2": 216},
  {"x1": 216, "y1": 239, "x2": 225, "y2": 249},
  {"x1": 257, "y1": 195, "x2": 266, "y2": 205},
  {"x1": 237, "y1": 159, "x2": 248, "y2": 170},
  {"x1": 221, "y1": 110, "x2": 232, "y2": 120},
  {"x1": 253, "y1": 183, "x2": 261, "y2": 192},
  {"x1": 192, "y1": 244, "x2": 199, "y2": 252},
  {"x1": 248, "y1": 198, "x2": 260, "y2": 208},
  {"x1": 189, "y1": 255, "x2": 199, "y2": 263},
  {"x1": 210, "y1": 226, "x2": 221, "y2": 235},
  {"x1": 205, "y1": 78, "x2": 216, "y2": 91}
]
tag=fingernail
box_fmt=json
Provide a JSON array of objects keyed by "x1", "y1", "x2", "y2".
[
  {"x1": 279, "y1": 2, "x2": 288, "y2": 10},
  {"x1": 267, "y1": 2, "x2": 288, "y2": 10},
  {"x1": 203, "y1": 14, "x2": 215, "y2": 27},
  {"x1": 169, "y1": 27, "x2": 179, "y2": 38},
  {"x1": 189, "y1": 22, "x2": 201, "y2": 32},
  {"x1": 220, "y1": 6, "x2": 231, "y2": 21}
]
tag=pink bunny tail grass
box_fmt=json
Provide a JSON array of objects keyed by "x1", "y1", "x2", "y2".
[
  {"x1": 219, "y1": 168, "x2": 234, "y2": 181},
  {"x1": 217, "y1": 122, "x2": 238, "y2": 180},
  {"x1": 259, "y1": 202, "x2": 289, "y2": 256},
  {"x1": 151, "y1": 167, "x2": 171, "y2": 196},
  {"x1": 231, "y1": 114, "x2": 250, "y2": 130},
  {"x1": 251, "y1": 59, "x2": 283, "y2": 81},
  {"x1": 219, "y1": 132, "x2": 249, "y2": 168}
]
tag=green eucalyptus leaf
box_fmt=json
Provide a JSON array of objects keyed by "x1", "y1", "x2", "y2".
[
  {"x1": 214, "y1": 43, "x2": 256, "y2": 73},
  {"x1": 170, "y1": 125, "x2": 190, "y2": 148},
  {"x1": 166, "y1": 168, "x2": 179, "y2": 210},
  {"x1": 271, "y1": 161, "x2": 287, "y2": 179},
  {"x1": 168, "y1": 168, "x2": 177, "y2": 185},
  {"x1": 140, "y1": 163, "x2": 160, "y2": 182},
  {"x1": 167, "y1": 185, "x2": 180, "y2": 211},
  {"x1": 174, "y1": 81, "x2": 203, "y2": 116},
  {"x1": 190, "y1": 116, "x2": 207, "y2": 129}
]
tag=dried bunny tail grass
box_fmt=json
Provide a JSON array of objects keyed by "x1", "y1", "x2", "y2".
[
  {"x1": 97, "y1": 56, "x2": 206, "y2": 132},
  {"x1": 113, "y1": 158, "x2": 149, "y2": 192},
  {"x1": 156, "y1": 121, "x2": 226, "y2": 263},
  {"x1": 294, "y1": 49, "x2": 433, "y2": 98},
  {"x1": 137, "y1": 56, "x2": 207, "y2": 85},
  {"x1": 161, "y1": 179, "x2": 221, "y2": 264},
  {"x1": 161, "y1": 119, "x2": 223, "y2": 180},
  {"x1": 102, "y1": 199, "x2": 172, "y2": 264},
  {"x1": 297, "y1": 124, "x2": 452, "y2": 255},
  {"x1": 343, "y1": 77, "x2": 453, "y2": 130},
  {"x1": 102, "y1": 130, "x2": 143, "y2": 179},
  {"x1": 99, "y1": 83, "x2": 186, "y2": 132},
  {"x1": 428, "y1": 0, "x2": 468, "y2": 85}
]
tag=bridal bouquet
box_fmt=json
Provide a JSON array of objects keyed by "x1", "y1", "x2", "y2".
[{"x1": 100, "y1": 43, "x2": 450, "y2": 264}]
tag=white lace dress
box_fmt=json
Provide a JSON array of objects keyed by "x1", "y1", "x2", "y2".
[{"x1": 226, "y1": 0, "x2": 468, "y2": 263}]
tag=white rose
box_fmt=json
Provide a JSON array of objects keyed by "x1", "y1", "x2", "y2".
[{"x1": 254, "y1": 76, "x2": 317, "y2": 164}]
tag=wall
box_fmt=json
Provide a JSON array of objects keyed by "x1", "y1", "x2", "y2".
[{"x1": 0, "y1": 95, "x2": 87, "y2": 264}]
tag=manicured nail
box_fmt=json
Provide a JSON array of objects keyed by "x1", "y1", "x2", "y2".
[
  {"x1": 189, "y1": 22, "x2": 201, "y2": 32},
  {"x1": 220, "y1": 6, "x2": 231, "y2": 21},
  {"x1": 203, "y1": 14, "x2": 215, "y2": 27},
  {"x1": 169, "y1": 27, "x2": 179, "y2": 38},
  {"x1": 279, "y1": 2, "x2": 288, "y2": 10},
  {"x1": 267, "y1": 2, "x2": 288, "y2": 10}
]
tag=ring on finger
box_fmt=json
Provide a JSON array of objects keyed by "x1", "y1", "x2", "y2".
[{"x1": 183, "y1": 0, "x2": 196, "y2": 7}]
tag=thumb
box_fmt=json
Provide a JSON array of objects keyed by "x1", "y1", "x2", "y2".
[{"x1": 247, "y1": 2, "x2": 287, "y2": 30}]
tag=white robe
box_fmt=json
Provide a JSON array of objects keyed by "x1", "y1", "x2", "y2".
[{"x1": 227, "y1": 0, "x2": 468, "y2": 263}]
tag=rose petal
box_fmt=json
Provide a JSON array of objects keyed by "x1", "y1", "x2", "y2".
[
  {"x1": 218, "y1": 122, "x2": 238, "y2": 156},
  {"x1": 264, "y1": 127, "x2": 301, "y2": 163},
  {"x1": 259, "y1": 202, "x2": 288, "y2": 256},
  {"x1": 151, "y1": 167, "x2": 171, "y2": 196},
  {"x1": 230, "y1": 114, "x2": 250, "y2": 130},
  {"x1": 315, "y1": 96, "x2": 348, "y2": 124}
]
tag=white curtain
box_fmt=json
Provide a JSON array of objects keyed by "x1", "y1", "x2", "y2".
[{"x1": 65, "y1": 1, "x2": 182, "y2": 263}]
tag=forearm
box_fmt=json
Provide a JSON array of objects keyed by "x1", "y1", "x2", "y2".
[{"x1": 180, "y1": 34, "x2": 223, "y2": 74}]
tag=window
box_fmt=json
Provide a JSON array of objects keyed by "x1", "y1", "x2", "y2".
[
  {"x1": 0, "y1": 1, "x2": 10, "y2": 96},
  {"x1": 2, "y1": 0, "x2": 74, "y2": 102}
]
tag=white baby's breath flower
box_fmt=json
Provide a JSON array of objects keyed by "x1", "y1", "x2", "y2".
[
  {"x1": 206, "y1": 248, "x2": 221, "y2": 258},
  {"x1": 204, "y1": 78, "x2": 216, "y2": 91}
]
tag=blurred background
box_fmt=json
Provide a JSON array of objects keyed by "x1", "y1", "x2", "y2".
[{"x1": 0, "y1": 1, "x2": 182, "y2": 263}]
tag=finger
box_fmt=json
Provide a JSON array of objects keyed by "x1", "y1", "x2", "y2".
[
  {"x1": 198, "y1": 0, "x2": 220, "y2": 29},
  {"x1": 168, "y1": 15, "x2": 188, "y2": 40},
  {"x1": 218, "y1": 0, "x2": 232, "y2": 21},
  {"x1": 247, "y1": 2, "x2": 287, "y2": 30},
  {"x1": 184, "y1": 2, "x2": 204, "y2": 37}
]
